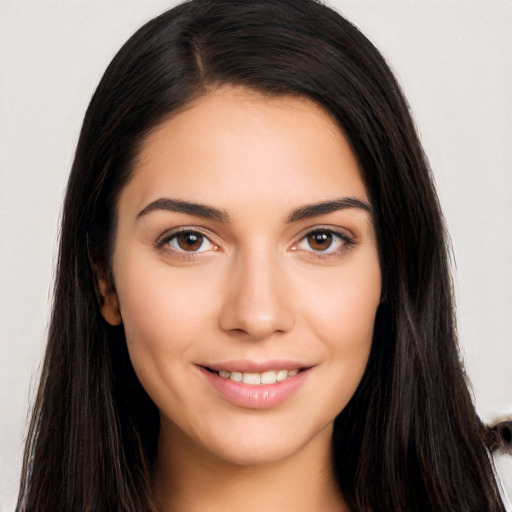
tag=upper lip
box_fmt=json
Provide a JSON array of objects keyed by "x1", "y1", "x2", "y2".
[{"x1": 198, "y1": 360, "x2": 313, "y2": 373}]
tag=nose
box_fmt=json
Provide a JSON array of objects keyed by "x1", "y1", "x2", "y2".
[{"x1": 218, "y1": 250, "x2": 295, "y2": 340}]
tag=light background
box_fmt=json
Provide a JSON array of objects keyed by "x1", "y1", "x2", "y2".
[{"x1": 1, "y1": 1, "x2": 511, "y2": 510}]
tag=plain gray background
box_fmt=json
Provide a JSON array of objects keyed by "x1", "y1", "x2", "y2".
[{"x1": 1, "y1": 1, "x2": 511, "y2": 509}]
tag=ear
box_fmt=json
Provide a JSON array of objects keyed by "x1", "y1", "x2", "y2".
[
  {"x1": 88, "y1": 244, "x2": 122, "y2": 326},
  {"x1": 95, "y1": 270, "x2": 122, "y2": 326}
]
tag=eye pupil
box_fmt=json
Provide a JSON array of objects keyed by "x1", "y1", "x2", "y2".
[
  {"x1": 308, "y1": 232, "x2": 333, "y2": 251},
  {"x1": 177, "y1": 232, "x2": 203, "y2": 251}
]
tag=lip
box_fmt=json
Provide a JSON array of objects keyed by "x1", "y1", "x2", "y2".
[
  {"x1": 198, "y1": 364, "x2": 312, "y2": 409},
  {"x1": 202, "y1": 359, "x2": 307, "y2": 373}
]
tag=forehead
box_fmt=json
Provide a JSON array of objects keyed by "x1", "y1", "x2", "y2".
[{"x1": 120, "y1": 86, "x2": 368, "y2": 218}]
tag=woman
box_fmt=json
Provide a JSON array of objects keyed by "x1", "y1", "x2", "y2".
[{"x1": 16, "y1": 0, "x2": 507, "y2": 510}]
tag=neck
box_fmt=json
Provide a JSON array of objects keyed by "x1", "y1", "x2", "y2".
[{"x1": 153, "y1": 421, "x2": 347, "y2": 512}]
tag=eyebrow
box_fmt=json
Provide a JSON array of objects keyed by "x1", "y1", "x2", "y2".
[
  {"x1": 287, "y1": 197, "x2": 371, "y2": 222},
  {"x1": 137, "y1": 196, "x2": 371, "y2": 224},
  {"x1": 137, "y1": 198, "x2": 232, "y2": 223}
]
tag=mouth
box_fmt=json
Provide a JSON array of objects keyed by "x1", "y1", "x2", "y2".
[
  {"x1": 199, "y1": 364, "x2": 311, "y2": 409},
  {"x1": 202, "y1": 367, "x2": 303, "y2": 385}
]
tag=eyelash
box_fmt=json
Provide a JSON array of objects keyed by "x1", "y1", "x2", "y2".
[
  {"x1": 155, "y1": 227, "x2": 355, "y2": 261},
  {"x1": 155, "y1": 228, "x2": 219, "y2": 261},
  {"x1": 291, "y1": 228, "x2": 355, "y2": 260}
]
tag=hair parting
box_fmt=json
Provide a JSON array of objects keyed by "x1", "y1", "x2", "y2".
[{"x1": 17, "y1": 1, "x2": 506, "y2": 511}]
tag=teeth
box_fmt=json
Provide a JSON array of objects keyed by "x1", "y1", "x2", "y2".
[
  {"x1": 276, "y1": 369, "x2": 288, "y2": 381},
  {"x1": 216, "y1": 368, "x2": 300, "y2": 385},
  {"x1": 242, "y1": 372, "x2": 260, "y2": 385},
  {"x1": 230, "y1": 371, "x2": 242, "y2": 382},
  {"x1": 261, "y1": 370, "x2": 276, "y2": 384}
]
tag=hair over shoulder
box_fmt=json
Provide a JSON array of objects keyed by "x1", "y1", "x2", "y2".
[{"x1": 17, "y1": 1, "x2": 506, "y2": 511}]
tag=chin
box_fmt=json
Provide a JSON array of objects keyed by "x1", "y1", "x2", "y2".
[
  {"x1": 187, "y1": 414, "x2": 335, "y2": 468},
  {"x1": 210, "y1": 439, "x2": 302, "y2": 467}
]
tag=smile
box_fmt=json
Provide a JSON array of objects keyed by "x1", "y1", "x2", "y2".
[
  {"x1": 216, "y1": 368, "x2": 299, "y2": 385},
  {"x1": 200, "y1": 365, "x2": 310, "y2": 409}
]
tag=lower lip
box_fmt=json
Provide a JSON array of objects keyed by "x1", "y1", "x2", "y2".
[{"x1": 198, "y1": 367, "x2": 310, "y2": 409}]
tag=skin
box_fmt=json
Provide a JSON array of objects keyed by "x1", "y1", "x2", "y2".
[{"x1": 98, "y1": 86, "x2": 382, "y2": 511}]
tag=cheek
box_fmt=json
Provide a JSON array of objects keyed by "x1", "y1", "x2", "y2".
[
  {"x1": 302, "y1": 253, "x2": 381, "y2": 349},
  {"x1": 117, "y1": 250, "x2": 216, "y2": 333},
  {"x1": 113, "y1": 251, "x2": 221, "y2": 389},
  {"x1": 298, "y1": 252, "x2": 380, "y2": 407}
]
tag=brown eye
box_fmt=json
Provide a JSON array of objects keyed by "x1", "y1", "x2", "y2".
[
  {"x1": 307, "y1": 232, "x2": 333, "y2": 251},
  {"x1": 166, "y1": 231, "x2": 215, "y2": 253},
  {"x1": 291, "y1": 229, "x2": 353, "y2": 258},
  {"x1": 177, "y1": 232, "x2": 203, "y2": 251}
]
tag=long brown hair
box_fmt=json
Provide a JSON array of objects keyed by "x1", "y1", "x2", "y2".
[{"x1": 17, "y1": 1, "x2": 506, "y2": 510}]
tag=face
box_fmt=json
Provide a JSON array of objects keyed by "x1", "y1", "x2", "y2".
[{"x1": 101, "y1": 87, "x2": 381, "y2": 467}]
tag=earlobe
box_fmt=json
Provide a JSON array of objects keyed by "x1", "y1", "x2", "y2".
[
  {"x1": 87, "y1": 236, "x2": 122, "y2": 326},
  {"x1": 96, "y1": 275, "x2": 122, "y2": 326}
]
